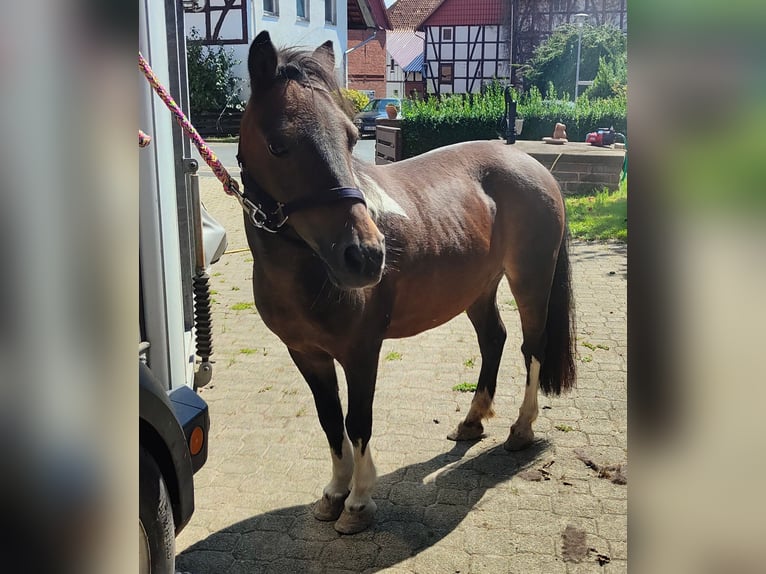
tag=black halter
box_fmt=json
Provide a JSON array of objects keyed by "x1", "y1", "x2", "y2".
[{"x1": 237, "y1": 159, "x2": 367, "y2": 233}]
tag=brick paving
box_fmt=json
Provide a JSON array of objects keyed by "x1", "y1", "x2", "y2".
[{"x1": 175, "y1": 168, "x2": 627, "y2": 573}]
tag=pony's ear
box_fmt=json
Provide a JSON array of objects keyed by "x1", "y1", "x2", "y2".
[
  {"x1": 312, "y1": 40, "x2": 335, "y2": 69},
  {"x1": 248, "y1": 31, "x2": 278, "y2": 93}
]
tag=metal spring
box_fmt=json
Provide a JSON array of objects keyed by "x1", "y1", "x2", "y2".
[{"x1": 193, "y1": 272, "x2": 213, "y2": 359}]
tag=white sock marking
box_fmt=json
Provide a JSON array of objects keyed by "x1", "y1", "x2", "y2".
[
  {"x1": 346, "y1": 439, "x2": 377, "y2": 510},
  {"x1": 517, "y1": 356, "x2": 541, "y2": 428},
  {"x1": 325, "y1": 432, "x2": 353, "y2": 498}
]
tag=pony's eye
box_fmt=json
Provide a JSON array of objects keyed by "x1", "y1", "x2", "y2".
[{"x1": 267, "y1": 142, "x2": 288, "y2": 157}]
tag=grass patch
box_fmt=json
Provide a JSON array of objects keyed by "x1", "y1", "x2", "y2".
[
  {"x1": 582, "y1": 341, "x2": 610, "y2": 351},
  {"x1": 566, "y1": 180, "x2": 627, "y2": 241},
  {"x1": 257, "y1": 385, "x2": 272, "y2": 393},
  {"x1": 231, "y1": 286, "x2": 240, "y2": 291},
  {"x1": 580, "y1": 355, "x2": 593, "y2": 363},
  {"x1": 463, "y1": 357, "x2": 477, "y2": 368},
  {"x1": 452, "y1": 382, "x2": 478, "y2": 392},
  {"x1": 384, "y1": 351, "x2": 402, "y2": 361},
  {"x1": 239, "y1": 348, "x2": 258, "y2": 355},
  {"x1": 296, "y1": 406, "x2": 307, "y2": 417},
  {"x1": 230, "y1": 302, "x2": 254, "y2": 311},
  {"x1": 555, "y1": 424, "x2": 574, "y2": 432}
]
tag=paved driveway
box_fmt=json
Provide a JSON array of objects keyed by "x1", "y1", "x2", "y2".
[{"x1": 177, "y1": 162, "x2": 627, "y2": 573}]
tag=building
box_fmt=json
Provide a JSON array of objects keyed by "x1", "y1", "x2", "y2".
[
  {"x1": 417, "y1": 0, "x2": 509, "y2": 95},
  {"x1": 184, "y1": 0, "x2": 349, "y2": 100},
  {"x1": 346, "y1": 0, "x2": 392, "y2": 97},
  {"x1": 513, "y1": 0, "x2": 627, "y2": 70},
  {"x1": 413, "y1": 0, "x2": 627, "y2": 96},
  {"x1": 384, "y1": 0, "x2": 442, "y2": 98}
]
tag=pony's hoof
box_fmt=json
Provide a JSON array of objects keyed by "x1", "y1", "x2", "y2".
[
  {"x1": 313, "y1": 491, "x2": 349, "y2": 521},
  {"x1": 504, "y1": 426, "x2": 534, "y2": 451},
  {"x1": 447, "y1": 421, "x2": 485, "y2": 441},
  {"x1": 334, "y1": 501, "x2": 377, "y2": 534}
]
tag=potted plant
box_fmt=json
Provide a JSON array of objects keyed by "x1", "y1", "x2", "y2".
[{"x1": 385, "y1": 102, "x2": 398, "y2": 119}]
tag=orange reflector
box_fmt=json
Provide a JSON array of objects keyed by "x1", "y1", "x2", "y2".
[{"x1": 189, "y1": 426, "x2": 205, "y2": 456}]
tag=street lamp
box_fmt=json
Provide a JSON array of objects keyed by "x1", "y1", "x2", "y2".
[{"x1": 573, "y1": 12, "x2": 590, "y2": 102}]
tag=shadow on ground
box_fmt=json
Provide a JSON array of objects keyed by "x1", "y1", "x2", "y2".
[{"x1": 178, "y1": 440, "x2": 550, "y2": 573}]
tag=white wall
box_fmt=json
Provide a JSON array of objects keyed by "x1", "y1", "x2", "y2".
[{"x1": 185, "y1": 0, "x2": 347, "y2": 102}]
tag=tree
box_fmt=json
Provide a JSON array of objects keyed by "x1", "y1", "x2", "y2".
[
  {"x1": 519, "y1": 24, "x2": 626, "y2": 100},
  {"x1": 186, "y1": 27, "x2": 243, "y2": 116}
]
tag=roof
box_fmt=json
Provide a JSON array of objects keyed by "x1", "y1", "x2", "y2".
[
  {"x1": 416, "y1": 0, "x2": 504, "y2": 30},
  {"x1": 403, "y1": 52, "x2": 424, "y2": 73},
  {"x1": 386, "y1": 29, "x2": 425, "y2": 69},
  {"x1": 348, "y1": 0, "x2": 392, "y2": 30},
  {"x1": 387, "y1": 0, "x2": 444, "y2": 30}
]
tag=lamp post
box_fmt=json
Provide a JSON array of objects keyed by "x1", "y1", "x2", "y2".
[{"x1": 573, "y1": 13, "x2": 589, "y2": 101}]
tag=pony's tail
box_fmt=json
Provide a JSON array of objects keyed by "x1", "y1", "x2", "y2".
[{"x1": 539, "y1": 231, "x2": 576, "y2": 396}]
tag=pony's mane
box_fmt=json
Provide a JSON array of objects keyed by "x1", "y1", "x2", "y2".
[
  {"x1": 274, "y1": 47, "x2": 357, "y2": 118},
  {"x1": 276, "y1": 47, "x2": 339, "y2": 92}
]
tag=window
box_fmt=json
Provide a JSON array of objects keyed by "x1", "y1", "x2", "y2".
[
  {"x1": 296, "y1": 0, "x2": 308, "y2": 19},
  {"x1": 390, "y1": 58, "x2": 395, "y2": 73},
  {"x1": 441, "y1": 27, "x2": 452, "y2": 41},
  {"x1": 439, "y1": 63, "x2": 453, "y2": 84},
  {"x1": 263, "y1": 0, "x2": 278, "y2": 15},
  {"x1": 325, "y1": 0, "x2": 336, "y2": 24}
]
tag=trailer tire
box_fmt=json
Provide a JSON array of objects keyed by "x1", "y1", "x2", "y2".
[{"x1": 139, "y1": 446, "x2": 175, "y2": 574}]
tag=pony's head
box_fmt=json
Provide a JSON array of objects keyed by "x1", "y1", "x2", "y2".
[{"x1": 239, "y1": 31, "x2": 385, "y2": 289}]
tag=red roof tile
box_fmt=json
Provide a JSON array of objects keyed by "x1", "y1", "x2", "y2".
[
  {"x1": 387, "y1": 0, "x2": 444, "y2": 30},
  {"x1": 417, "y1": 0, "x2": 504, "y2": 29}
]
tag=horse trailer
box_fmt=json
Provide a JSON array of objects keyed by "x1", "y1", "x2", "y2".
[{"x1": 139, "y1": 0, "x2": 226, "y2": 571}]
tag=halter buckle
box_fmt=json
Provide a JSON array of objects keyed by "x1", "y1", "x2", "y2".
[{"x1": 241, "y1": 196, "x2": 288, "y2": 233}]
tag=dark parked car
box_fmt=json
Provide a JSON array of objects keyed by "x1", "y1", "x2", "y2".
[{"x1": 353, "y1": 98, "x2": 401, "y2": 136}]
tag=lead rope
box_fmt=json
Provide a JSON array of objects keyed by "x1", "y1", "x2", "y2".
[{"x1": 138, "y1": 51, "x2": 241, "y2": 198}]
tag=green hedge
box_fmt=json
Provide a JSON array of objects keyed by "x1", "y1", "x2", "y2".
[
  {"x1": 519, "y1": 87, "x2": 627, "y2": 141},
  {"x1": 401, "y1": 85, "x2": 506, "y2": 158},
  {"x1": 400, "y1": 85, "x2": 626, "y2": 159}
]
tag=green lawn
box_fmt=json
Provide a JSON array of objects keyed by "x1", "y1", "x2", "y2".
[{"x1": 566, "y1": 180, "x2": 627, "y2": 242}]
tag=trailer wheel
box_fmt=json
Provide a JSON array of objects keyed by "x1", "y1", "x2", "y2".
[{"x1": 139, "y1": 447, "x2": 175, "y2": 574}]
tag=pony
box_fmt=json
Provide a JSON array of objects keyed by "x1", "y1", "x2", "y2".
[{"x1": 237, "y1": 31, "x2": 575, "y2": 534}]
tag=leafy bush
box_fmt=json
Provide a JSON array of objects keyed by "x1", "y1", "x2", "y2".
[
  {"x1": 400, "y1": 84, "x2": 626, "y2": 158},
  {"x1": 583, "y1": 54, "x2": 627, "y2": 100},
  {"x1": 186, "y1": 28, "x2": 244, "y2": 116},
  {"x1": 520, "y1": 24, "x2": 626, "y2": 100},
  {"x1": 401, "y1": 83, "x2": 507, "y2": 158},
  {"x1": 518, "y1": 86, "x2": 627, "y2": 141},
  {"x1": 341, "y1": 88, "x2": 370, "y2": 113}
]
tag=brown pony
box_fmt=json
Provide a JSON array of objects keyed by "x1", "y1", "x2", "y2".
[{"x1": 238, "y1": 32, "x2": 575, "y2": 534}]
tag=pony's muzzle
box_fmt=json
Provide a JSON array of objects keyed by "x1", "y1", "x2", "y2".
[{"x1": 342, "y1": 240, "x2": 385, "y2": 284}]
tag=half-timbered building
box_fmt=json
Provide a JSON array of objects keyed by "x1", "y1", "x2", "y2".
[
  {"x1": 417, "y1": 0, "x2": 627, "y2": 96},
  {"x1": 418, "y1": 0, "x2": 509, "y2": 95}
]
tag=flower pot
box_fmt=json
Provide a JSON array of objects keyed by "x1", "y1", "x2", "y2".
[{"x1": 385, "y1": 104, "x2": 398, "y2": 119}]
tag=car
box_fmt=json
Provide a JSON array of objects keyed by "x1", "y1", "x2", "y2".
[{"x1": 353, "y1": 98, "x2": 401, "y2": 136}]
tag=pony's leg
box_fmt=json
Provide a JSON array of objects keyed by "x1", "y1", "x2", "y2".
[
  {"x1": 448, "y1": 278, "x2": 507, "y2": 441},
  {"x1": 504, "y1": 273, "x2": 552, "y2": 451},
  {"x1": 334, "y1": 345, "x2": 381, "y2": 534},
  {"x1": 288, "y1": 349, "x2": 353, "y2": 521}
]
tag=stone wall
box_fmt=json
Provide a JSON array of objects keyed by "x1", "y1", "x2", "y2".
[{"x1": 520, "y1": 143, "x2": 625, "y2": 195}]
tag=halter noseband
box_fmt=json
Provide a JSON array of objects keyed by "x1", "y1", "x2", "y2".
[{"x1": 237, "y1": 157, "x2": 367, "y2": 233}]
